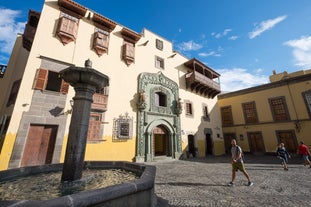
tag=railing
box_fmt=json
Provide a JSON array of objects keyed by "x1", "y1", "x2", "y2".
[
  {"x1": 91, "y1": 93, "x2": 108, "y2": 112},
  {"x1": 186, "y1": 71, "x2": 220, "y2": 91}
]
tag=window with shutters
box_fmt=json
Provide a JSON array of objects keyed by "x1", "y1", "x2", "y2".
[
  {"x1": 155, "y1": 56, "x2": 164, "y2": 69},
  {"x1": 221, "y1": 106, "x2": 233, "y2": 126},
  {"x1": 269, "y1": 97, "x2": 290, "y2": 122},
  {"x1": 56, "y1": 12, "x2": 79, "y2": 45},
  {"x1": 7, "y1": 79, "x2": 21, "y2": 107},
  {"x1": 33, "y1": 68, "x2": 69, "y2": 94},
  {"x1": 87, "y1": 113, "x2": 102, "y2": 141},
  {"x1": 93, "y1": 28, "x2": 110, "y2": 56},
  {"x1": 242, "y1": 101, "x2": 258, "y2": 124},
  {"x1": 184, "y1": 100, "x2": 193, "y2": 117},
  {"x1": 302, "y1": 90, "x2": 311, "y2": 118},
  {"x1": 122, "y1": 41, "x2": 135, "y2": 65}
]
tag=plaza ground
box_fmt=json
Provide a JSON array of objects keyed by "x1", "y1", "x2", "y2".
[{"x1": 150, "y1": 155, "x2": 311, "y2": 207}]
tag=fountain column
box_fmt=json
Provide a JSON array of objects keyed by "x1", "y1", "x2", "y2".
[{"x1": 60, "y1": 59, "x2": 109, "y2": 182}]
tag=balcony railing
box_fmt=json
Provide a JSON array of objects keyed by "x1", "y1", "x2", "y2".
[
  {"x1": 185, "y1": 71, "x2": 221, "y2": 98},
  {"x1": 91, "y1": 93, "x2": 108, "y2": 112}
]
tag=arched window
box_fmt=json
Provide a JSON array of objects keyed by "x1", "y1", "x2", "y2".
[{"x1": 155, "y1": 92, "x2": 167, "y2": 107}]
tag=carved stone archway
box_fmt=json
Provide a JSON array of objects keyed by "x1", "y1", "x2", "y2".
[{"x1": 136, "y1": 72, "x2": 182, "y2": 162}]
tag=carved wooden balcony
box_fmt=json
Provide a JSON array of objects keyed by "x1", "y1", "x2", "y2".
[
  {"x1": 91, "y1": 93, "x2": 108, "y2": 112},
  {"x1": 184, "y1": 58, "x2": 221, "y2": 98}
]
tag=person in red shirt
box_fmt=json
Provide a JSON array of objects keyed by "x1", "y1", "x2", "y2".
[{"x1": 297, "y1": 141, "x2": 311, "y2": 168}]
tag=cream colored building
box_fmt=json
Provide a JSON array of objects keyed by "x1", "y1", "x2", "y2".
[
  {"x1": 218, "y1": 70, "x2": 311, "y2": 155},
  {"x1": 0, "y1": 0, "x2": 224, "y2": 170}
]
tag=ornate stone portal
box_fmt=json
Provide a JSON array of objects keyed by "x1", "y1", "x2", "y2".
[{"x1": 136, "y1": 72, "x2": 182, "y2": 162}]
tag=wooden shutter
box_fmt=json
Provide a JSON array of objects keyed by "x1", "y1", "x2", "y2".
[
  {"x1": 60, "y1": 80, "x2": 69, "y2": 94},
  {"x1": 33, "y1": 68, "x2": 48, "y2": 90}
]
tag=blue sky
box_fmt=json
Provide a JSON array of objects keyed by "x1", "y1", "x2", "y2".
[{"x1": 1, "y1": 0, "x2": 311, "y2": 91}]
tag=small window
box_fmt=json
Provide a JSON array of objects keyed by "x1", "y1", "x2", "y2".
[
  {"x1": 122, "y1": 41, "x2": 135, "y2": 65},
  {"x1": 155, "y1": 56, "x2": 164, "y2": 69},
  {"x1": 155, "y1": 92, "x2": 166, "y2": 107},
  {"x1": 156, "y1": 39, "x2": 163, "y2": 50},
  {"x1": 184, "y1": 100, "x2": 193, "y2": 117},
  {"x1": 202, "y1": 104, "x2": 210, "y2": 121},
  {"x1": 113, "y1": 113, "x2": 133, "y2": 140},
  {"x1": 221, "y1": 106, "x2": 233, "y2": 126},
  {"x1": 33, "y1": 68, "x2": 69, "y2": 94},
  {"x1": 269, "y1": 97, "x2": 290, "y2": 122}
]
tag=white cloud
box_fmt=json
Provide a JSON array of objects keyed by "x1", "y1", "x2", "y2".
[
  {"x1": 0, "y1": 8, "x2": 25, "y2": 55},
  {"x1": 218, "y1": 68, "x2": 269, "y2": 92},
  {"x1": 198, "y1": 51, "x2": 221, "y2": 57},
  {"x1": 284, "y1": 36, "x2": 311, "y2": 68},
  {"x1": 223, "y1": 29, "x2": 232, "y2": 36},
  {"x1": 176, "y1": 40, "x2": 203, "y2": 52},
  {"x1": 228, "y1": 36, "x2": 238, "y2": 40},
  {"x1": 212, "y1": 28, "x2": 232, "y2": 39},
  {"x1": 248, "y1": 15, "x2": 287, "y2": 39}
]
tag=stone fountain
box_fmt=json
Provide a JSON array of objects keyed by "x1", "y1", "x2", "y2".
[{"x1": 0, "y1": 60, "x2": 156, "y2": 207}]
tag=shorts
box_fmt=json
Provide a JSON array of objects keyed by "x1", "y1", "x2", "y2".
[
  {"x1": 279, "y1": 156, "x2": 288, "y2": 164},
  {"x1": 232, "y1": 162, "x2": 245, "y2": 172},
  {"x1": 302, "y1": 155, "x2": 310, "y2": 161}
]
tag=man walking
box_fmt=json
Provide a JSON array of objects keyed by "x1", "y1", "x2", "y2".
[
  {"x1": 228, "y1": 139, "x2": 253, "y2": 187},
  {"x1": 297, "y1": 141, "x2": 311, "y2": 168}
]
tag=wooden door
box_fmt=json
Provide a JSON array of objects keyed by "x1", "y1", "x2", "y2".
[
  {"x1": 224, "y1": 133, "x2": 236, "y2": 154},
  {"x1": 21, "y1": 125, "x2": 57, "y2": 167},
  {"x1": 276, "y1": 130, "x2": 297, "y2": 153},
  {"x1": 248, "y1": 132, "x2": 265, "y2": 154},
  {"x1": 205, "y1": 134, "x2": 213, "y2": 156}
]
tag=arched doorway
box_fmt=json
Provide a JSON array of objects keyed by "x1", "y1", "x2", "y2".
[{"x1": 153, "y1": 125, "x2": 171, "y2": 157}]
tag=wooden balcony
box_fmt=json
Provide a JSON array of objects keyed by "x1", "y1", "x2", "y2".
[
  {"x1": 91, "y1": 93, "x2": 108, "y2": 112},
  {"x1": 186, "y1": 71, "x2": 221, "y2": 98}
]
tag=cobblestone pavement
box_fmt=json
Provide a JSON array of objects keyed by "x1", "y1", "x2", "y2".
[{"x1": 148, "y1": 155, "x2": 311, "y2": 207}]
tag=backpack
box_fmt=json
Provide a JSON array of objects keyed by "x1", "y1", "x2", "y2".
[{"x1": 236, "y1": 145, "x2": 245, "y2": 161}]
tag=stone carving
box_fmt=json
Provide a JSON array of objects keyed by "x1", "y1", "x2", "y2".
[{"x1": 137, "y1": 90, "x2": 147, "y2": 110}]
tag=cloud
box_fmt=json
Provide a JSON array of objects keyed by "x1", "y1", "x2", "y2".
[
  {"x1": 198, "y1": 51, "x2": 221, "y2": 57},
  {"x1": 0, "y1": 8, "x2": 25, "y2": 61},
  {"x1": 248, "y1": 15, "x2": 287, "y2": 39},
  {"x1": 212, "y1": 28, "x2": 232, "y2": 39},
  {"x1": 228, "y1": 36, "x2": 238, "y2": 40},
  {"x1": 176, "y1": 40, "x2": 203, "y2": 52},
  {"x1": 284, "y1": 36, "x2": 311, "y2": 68},
  {"x1": 217, "y1": 68, "x2": 268, "y2": 92}
]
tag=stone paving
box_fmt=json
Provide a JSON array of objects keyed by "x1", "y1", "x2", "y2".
[{"x1": 148, "y1": 155, "x2": 311, "y2": 207}]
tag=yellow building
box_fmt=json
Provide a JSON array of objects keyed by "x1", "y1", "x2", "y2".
[
  {"x1": 218, "y1": 69, "x2": 311, "y2": 155},
  {"x1": 0, "y1": 0, "x2": 224, "y2": 170}
]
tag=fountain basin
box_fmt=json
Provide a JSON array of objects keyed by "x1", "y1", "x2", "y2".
[{"x1": 0, "y1": 161, "x2": 156, "y2": 207}]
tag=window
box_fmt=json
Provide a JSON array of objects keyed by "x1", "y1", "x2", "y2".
[
  {"x1": 33, "y1": 68, "x2": 69, "y2": 94},
  {"x1": 156, "y1": 39, "x2": 163, "y2": 50},
  {"x1": 87, "y1": 113, "x2": 102, "y2": 141},
  {"x1": 303, "y1": 90, "x2": 311, "y2": 118},
  {"x1": 155, "y1": 56, "x2": 165, "y2": 69},
  {"x1": 202, "y1": 104, "x2": 210, "y2": 121},
  {"x1": 113, "y1": 113, "x2": 133, "y2": 140},
  {"x1": 7, "y1": 79, "x2": 21, "y2": 107},
  {"x1": 242, "y1": 101, "x2": 258, "y2": 124},
  {"x1": 155, "y1": 92, "x2": 166, "y2": 107},
  {"x1": 0, "y1": 64, "x2": 7, "y2": 78},
  {"x1": 221, "y1": 106, "x2": 233, "y2": 126},
  {"x1": 93, "y1": 28, "x2": 109, "y2": 56},
  {"x1": 269, "y1": 97, "x2": 290, "y2": 122},
  {"x1": 184, "y1": 100, "x2": 193, "y2": 117},
  {"x1": 122, "y1": 41, "x2": 135, "y2": 65},
  {"x1": 56, "y1": 13, "x2": 79, "y2": 45}
]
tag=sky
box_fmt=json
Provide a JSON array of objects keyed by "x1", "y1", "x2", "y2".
[{"x1": 1, "y1": 0, "x2": 311, "y2": 92}]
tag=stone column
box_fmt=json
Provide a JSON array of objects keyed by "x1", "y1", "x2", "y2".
[{"x1": 61, "y1": 83, "x2": 96, "y2": 181}]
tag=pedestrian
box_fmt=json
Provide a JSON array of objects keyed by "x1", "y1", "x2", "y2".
[
  {"x1": 276, "y1": 143, "x2": 291, "y2": 170},
  {"x1": 228, "y1": 139, "x2": 253, "y2": 187},
  {"x1": 297, "y1": 141, "x2": 311, "y2": 168}
]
